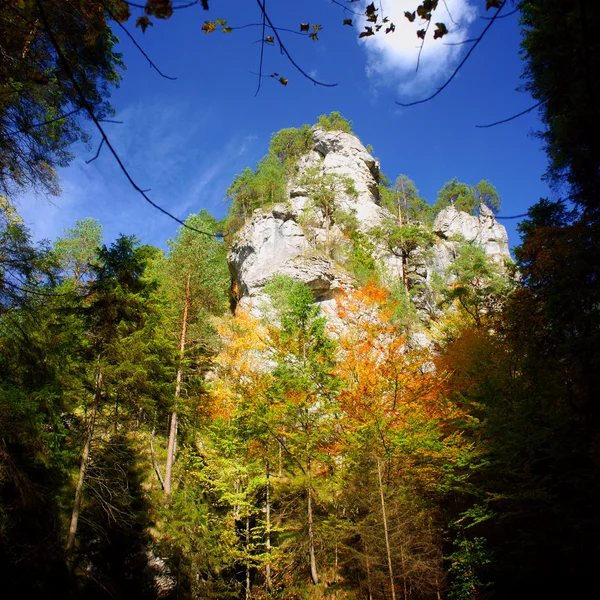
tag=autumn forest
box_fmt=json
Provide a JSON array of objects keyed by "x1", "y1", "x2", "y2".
[{"x1": 1, "y1": 1, "x2": 600, "y2": 600}]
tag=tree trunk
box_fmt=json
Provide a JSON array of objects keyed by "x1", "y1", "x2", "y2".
[
  {"x1": 377, "y1": 459, "x2": 396, "y2": 600},
  {"x1": 164, "y1": 411, "x2": 178, "y2": 495},
  {"x1": 246, "y1": 516, "x2": 251, "y2": 599},
  {"x1": 66, "y1": 367, "x2": 102, "y2": 554},
  {"x1": 307, "y1": 461, "x2": 319, "y2": 585},
  {"x1": 401, "y1": 250, "x2": 409, "y2": 295},
  {"x1": 165, "y1": 273, "x2": 190, "y2": 497},
  {"x1": 265, "y1": 464, "x2": 272, "y2": 591},
  {"x1": 365, "y1": 541, "x2": 374, "y2": 600}
]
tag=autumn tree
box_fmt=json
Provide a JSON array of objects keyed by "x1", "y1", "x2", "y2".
[{"x1": 333, "y1": 286, "x2": 470, "y2": 599}]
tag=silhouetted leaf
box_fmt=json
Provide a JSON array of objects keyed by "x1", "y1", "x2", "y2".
[
  {"x1": 136, "y1": 15, "x2": 153, "y2": 32},
  {"x1": 312, "y1": 24, "x2": 322, "y2": 31},
  {"x1": 279, "y1": 77, "x2": 288, "y2": 86},
  {"x1": 146, "y1": 0, "x2": 173, "y2": 20},
  {"x1": 367, "y1": 14, "x2": 378, "y2": 23},
  {"x1": 433, "y1": 22, "x2": 448, "y2": 39},
  {"x1": 300, "y1": 22, "x2": 309, "y2": 32},
  {"x1": 486, "y1": 0, "x2": 502, "y2": 9},
  {"x1": 113, "y1": 0, "x2": 131, "y2": 22},
  {"x1": 216, "y1": 18, "x2": 227, "y2": 25},
  {"x1": 343, "y1": 19, "x2": 353, "y2": 26},
  {"x1": 417, "y1": 28, "x2": 426, "y2": 39},
  {"x1": 222, "y1": 27, "x2": 232, "y2": 33},
  {"x1": 310, "y1": 32, "x2": 319, "y2": 41},
  {"x1": 386, "y1": 23, "x2": 396, "y2": 34},
  {"x1": 365, "y1": 2, "x2": 376, "y2": 16},
  {"x1": 404, "y1": 11, "x2": 416, "y2": 22},
  {"x1": 417, "y1": 5, "x2": 432, "y2": 21},
  {"x1": 359, "y1": 26, "x2": 374, "y2": 38}
]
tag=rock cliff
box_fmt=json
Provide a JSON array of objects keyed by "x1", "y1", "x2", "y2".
[{"x1": 228, "y1": 126, "x2": 510, "y2": 314}]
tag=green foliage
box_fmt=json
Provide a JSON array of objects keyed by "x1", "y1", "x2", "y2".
[
  {"x1": 441, "y1": 241, "x2": 509, "y2": 327},
  {"x1": 53, "y1": 217, "x2": 103, "y2": 286},
  {"x1": 521, "y1": 0, "x2": 600, "y2": 212},
  {"x1": 380, "y1": 174, "x2": 432, "y2": 224},
  {"x1": 315, "y1": 111, "x2": 353, "y2": 133},
  {"x1": 299, "y1": 166, "x2": 358, "y2": 256},
  {"x1": 269, "y1": 124, "x2": 313, "y2": 171},
  {"x1": 0, "y1": 1, "x2": 122, "y2": 196},
  {"x1": 223, "y1": 155, "x2": 287, "y2": 241},
  {"x1": 433, "y1": 178, "x2": 501, "y2": 216},
  {"x1": 447, "y1": 536, "x2": 491, "y2": 600},
  {"x1": 0, "y1": 196, "x2": 56, "y2": 310}
]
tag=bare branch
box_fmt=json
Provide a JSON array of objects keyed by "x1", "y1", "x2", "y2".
[
  {"x1": 443, "y1": 38, "x2": 478, "y2": 46},
  {"x1": 475, "y1": 101, "x2": 543, "y2": 128},
  {"x1": 481, "y1": 7, "x2": 520, "y2": 20},
  {"x1": 86, "y1": 138, "x2": 105, "y2": 164},
  {"x1": 255, "y1": 0, "x2": 337, "y2": 88},
  {"x1": 330, "y1": 0, "x2": 364, "y2": 17},
  {"x1": 495, "y1": 213, "x2": 528, "y2": 220},
  {"x1": 397, "y1": 4, "x2": 505, "y2": 107},
  {"x1": 4, "y1": 108, "x2": 83, "y2": 136},
  {"x1": 416, "y1": 20, "x2": 432, "y2": 73},
  {"x1": 101, "y1": 0, "x2": 178, "y2": 80},
  {"x1": 34, "y1": 0, "x2": 217, "y2": 238},
  {"x1": 442, "y1": 0, "x2": 457, "y2": 25},
  {"x1": 255, "y1": 0, "x2": 268, "y2": 96}
]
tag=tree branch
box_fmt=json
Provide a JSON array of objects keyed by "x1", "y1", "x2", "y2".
[
  {"x1": 86, "y1": 138, "x2": 105, "y2": 164},
  {"x1": 255, "y1": 0, "x2": 337, "y2": 88},
  {"x1": 397, "y1": 4, "x2": 505, "y2": 107},
  {"x1": 475, "y1": 101, "x2": 543, "y2": 128},
  {"x1": 255, "y1": 0, "x2": 268, "y2": 96},
  {"x1": 34, "y1": 0, "x2": 217, "y2": 238},
  {"x1": 101, "y1": 0, "x2": 177, "y2": 80}
]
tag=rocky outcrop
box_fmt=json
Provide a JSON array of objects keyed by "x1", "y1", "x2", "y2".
[
  {"x1": 433, "y1": 203, "x2": 509, "y2": 261},
  {"x1": 229, "y1": 203, "x2": 354, "y2": 312},
  {"x1": 227, "y1": 126, "x2": 511, "y2": 314},
  {"x1": 289, "y1": 127, "x2": 389, "y2": 231}
]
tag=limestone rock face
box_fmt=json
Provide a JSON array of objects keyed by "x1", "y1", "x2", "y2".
[
  {"x1": 433, "y1": 204, "x2": 510, "y2": 262},
  {"x1": 228, "y1": 204, "x2": 309, "y2": 300},
  {"x1": 288, "y1": 127, "x2": 389, "y2": 231},
  {"x1": 227, "y1": 127, "x2": 511, "y2": 314}
]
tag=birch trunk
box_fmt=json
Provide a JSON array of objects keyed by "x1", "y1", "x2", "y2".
[
  {"x1": 66, "y1": 367, "x2": 102, "y2": 553},
  {"x1": 377, "y1": 459, "x2": 396, "y2": 600},
  {"x1": 165, "y1": 273, "x2": 190, "y2": 496}
]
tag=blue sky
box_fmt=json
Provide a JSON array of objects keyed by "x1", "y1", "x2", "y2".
[{"x1": 17, "y1": 0, "x2": 552, "y2": 251}]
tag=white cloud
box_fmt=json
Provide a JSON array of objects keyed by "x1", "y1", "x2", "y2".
[{"x1": 356, "y1": 0, "x2": 478, "y2": 97}]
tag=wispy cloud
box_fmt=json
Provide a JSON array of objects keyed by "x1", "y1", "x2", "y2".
[
  {"x1": 356, "y1": 0, "x2": 478, "y2": 97},
  {"x1": 16, "y1": 101, "x2": 256, "y2": 248}
]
